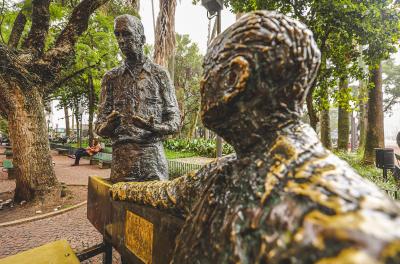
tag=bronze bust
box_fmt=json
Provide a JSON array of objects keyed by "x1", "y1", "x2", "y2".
[
  {"x1": 95, "y1": 15, "x2": 180, "y2": 182},
  {"x1": 111, "y1": 11, "x2": 400, "y2": 263}
]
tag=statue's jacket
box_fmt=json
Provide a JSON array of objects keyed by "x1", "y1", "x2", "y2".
[{"x1": 96, "y1": 58, "x2": 180, "y2": 145}]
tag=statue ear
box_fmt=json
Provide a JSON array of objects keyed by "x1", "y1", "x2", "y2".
[
  {"x1": 222, "y1": 56, "x2": 250, "y2": 102},
  {"x1": 141, "y1": 35, "x2": 146, "y2": 45}
]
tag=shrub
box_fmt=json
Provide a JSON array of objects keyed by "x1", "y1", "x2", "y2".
[{"x1": 164, "y1": 138, "x2": 234, "y2": 158}]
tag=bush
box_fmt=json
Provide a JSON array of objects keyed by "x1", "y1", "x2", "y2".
[{"x1": 164, "y1": 138, "x2": 234, "y2": 158}]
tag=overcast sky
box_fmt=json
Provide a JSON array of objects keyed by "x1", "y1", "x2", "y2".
[{"x1": 140, "y1": 1, "x2": 236, "y2": 54}]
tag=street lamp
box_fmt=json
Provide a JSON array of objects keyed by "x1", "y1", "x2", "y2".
[
  {"x1": 201, "y1": 0, "x2": 223, "y2": 158},
  {"x1": 201, "y1": 0, "x2": 223, "y2": 16}
]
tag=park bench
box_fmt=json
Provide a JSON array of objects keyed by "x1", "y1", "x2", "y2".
[
  {"x1": 1, "y1": 159, "x2": 15, "y2": 179},
  {"x1": 55, "y1": 148, "x2": 69, "y2": 155},
  {"x1": 96, "y1": 152, "x2": 112, "y2": 169}
]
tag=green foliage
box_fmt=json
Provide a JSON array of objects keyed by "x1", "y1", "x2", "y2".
[
  {"x1": 164, "y1": 138, "x2": 235, "y2": 157},
  {"x1": 193, "y1": 0, "x2": 400, "y2": 115},
  {"x1": 0, "y1": 118, "x2": 8, "y2": 137},
  {"x1": 173, "y1": 34, "x2": 204, "y2": 136},
  {"x1": 51, "y1": 9, "x2": 121, "y2": 117},
  {"x1": 334, "y1": 151, "x2": 397, "y2": 190},
  {"x1": 165, "y1": 149, "x2": 198, "y2": 159}
]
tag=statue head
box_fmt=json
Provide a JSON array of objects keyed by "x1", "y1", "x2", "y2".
[
  {"x1": 114, "y1": 14, "x2": 146, "y2": 61},
  {"x1": 201, "y1": 11, "x2": 321, "y2": 154}
]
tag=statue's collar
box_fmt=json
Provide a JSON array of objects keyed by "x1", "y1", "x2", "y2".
[{"x1": 122, "y1": 57, "x2": 152, "y2": 77}]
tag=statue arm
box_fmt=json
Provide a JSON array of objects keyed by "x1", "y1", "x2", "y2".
[
  {"x1": 110, "y1": 156, "x2": 233, "y2": 217},
  {"x1": 110, "y1": 171, "x2": 200, "y2": 217},
  {"x1": 152, "y1": 69, "x2": 180, "y2": 135},
  {"x1": 95, "y1": 74, "x2": 120, "y2": 138}
]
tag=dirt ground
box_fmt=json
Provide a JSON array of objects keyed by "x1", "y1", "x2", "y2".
[{"x1": 0, "y1": 185, "x2": 87, "y2": 223}]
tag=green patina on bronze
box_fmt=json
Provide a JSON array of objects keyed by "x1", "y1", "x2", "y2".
[{"x1": 111, "y1": 11, "x2": 400, "y2": 263}]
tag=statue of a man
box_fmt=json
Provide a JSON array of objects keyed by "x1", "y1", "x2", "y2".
[
  {"x1": 95, "y1": 15, "x2": 180, "y2": 182},
  {"x1": 111, "y1": 11, "x2": 400, "y2": 263}
]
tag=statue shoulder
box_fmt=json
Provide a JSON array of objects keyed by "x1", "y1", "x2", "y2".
[
  {"x1": 147, "y1": 61, "x2": 171, "y2": 81},
  {"x1": 102, "y1": 66, "x2": 124, "y2": 84}
]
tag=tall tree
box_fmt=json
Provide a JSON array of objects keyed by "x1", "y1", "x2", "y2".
[
  {"x1": 361, "y1": 2, "x2": 400, "y2": 163},
  {"x1": 154, "y1": 0, "x2": 176, "y2": 68},
  {"x1": 0, "y1": 0, "x2": 110, "y2": 201},
  {"x1": 364, "y1": 63, "x2": 385, "y2": 163},
  {"x1": 337, "y1": 78, "x2": 350, "y2": 151},
  {"x1": 173, "y1": 34, "x2": 203, "y2": 137}
]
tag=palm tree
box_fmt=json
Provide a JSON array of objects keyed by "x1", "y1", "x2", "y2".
[{"x1": 153, "y1": 0, "x2": 176, "y2": 68}]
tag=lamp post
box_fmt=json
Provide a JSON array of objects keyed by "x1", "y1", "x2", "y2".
[{"x1": 201, "y1": 0, "x2": 223, "y2": 158}]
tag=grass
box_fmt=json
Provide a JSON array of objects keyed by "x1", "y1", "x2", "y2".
[
  {"x1": 334, "y1": 150, "x2": 398, "y2": 191},
  {"x1": 165, "y1": 149, "x2": 197, "y2": 159}
]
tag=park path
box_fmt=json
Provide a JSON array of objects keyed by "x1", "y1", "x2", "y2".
[{"x1": 0, "y1": 146, "x2": 119, "y2": 263}]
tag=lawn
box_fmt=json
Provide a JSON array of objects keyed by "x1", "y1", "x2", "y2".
[
  {"x1": 335, "y1": 151, "x2": 398, "y2": 191},
  {"x1": 165, "y1": 149, "x2": 197, "y2": 159}
]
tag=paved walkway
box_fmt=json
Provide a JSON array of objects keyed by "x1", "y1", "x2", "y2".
[{"x1": 0, "y1": 146, "x2": 118, "y2": 263}]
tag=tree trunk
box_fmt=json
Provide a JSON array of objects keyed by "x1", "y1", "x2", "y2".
[
  {"x1": 337, "y1": 78, "x2": 350, "y2": 151},
  {"x1": 63, "y1": 104, "x2": 70, "y2": 138},
  {"x1": 363, "y1": 62, "x2": 384, "y2": 164},
  {"x1": 358, "y1": 80, "x2": 368, "y2": 152},
  {"x1": 7, "y1": 85, "x2": 59, "y2": 202},
  {"x1": 187, "y1": 108, "x2": 200, "y2": 140},
  {"x1": 320, "y1": 108, "x2": 332, "y2": 149},
  {"x1": 153, "y1": 0, "x2": 176, "y2": 67},
  {"x1": 306, "y1": 89, "x2": 318, "y2": 130},
  {"x1": 88, "y1": 74, "x2": 95, "y2": 146}
]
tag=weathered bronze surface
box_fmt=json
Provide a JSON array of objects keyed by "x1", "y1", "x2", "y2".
[
  {"x1": 95, "y1": 14, "x2": 180, "y2": 182},
  {"x1": 111, "y1": 11, "x2": 400, "y2": 263},
  {"x1": 87, "y1": 176, "x2": 184, "y2": 264}
]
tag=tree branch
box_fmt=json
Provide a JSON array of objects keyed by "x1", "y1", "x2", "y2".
[
  {"x1": 22, "y1": 0, "x2": 51, "y2": 55},
  {"x1": 0, "y1": 0, "x2": 6, "y2": 44},
  {"x1": 46, "y1": 53, "x2": 106, "y2": 94},
  {"x1": 0, "y1": 44, "x2": 40, "y2": 88},
  {"x1": 8, "y1": 9, "x2": 27, "y2": 48},
  {"x1": 42, "y1": 0, "x2": 110, "y2": 72}
]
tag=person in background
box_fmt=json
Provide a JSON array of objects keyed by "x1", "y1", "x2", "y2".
[{"x1": 71, "y1": 139, "x2": 102, "y2": 166}]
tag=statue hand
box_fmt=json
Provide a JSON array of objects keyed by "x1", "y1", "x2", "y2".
[
  {"x1": 106, "y1": 110, "x2": 121, "y2": 122},
  {"x1": 130, "y1": 115, "x2": 154, "y2": 131}
]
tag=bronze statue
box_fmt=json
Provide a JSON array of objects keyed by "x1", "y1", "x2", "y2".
[
  {"x1": 95, "y1": 14, "x2": 180, "y2": 182},
  {"x1": 111, "y1": 11, "x2": 400, "y2": 263}
]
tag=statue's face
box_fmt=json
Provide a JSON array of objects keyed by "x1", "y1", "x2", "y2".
[
  {"x1": 114, "y1": 17, "x2": 144, "y2": 59},
  {"x1": 200, "y1": 47, "x2": 251, "y2": 129}
]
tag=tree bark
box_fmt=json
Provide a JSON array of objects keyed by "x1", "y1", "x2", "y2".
[
  {"x1": 363, "y1": 62, "x2": 384, "y2": 164},
  {"x1": 358, "y1": 80, "x2": 368, "y2": 152},
  {"x1": 63, "y1": 104, "x2": 70, "y2": 138},
  {"x1": 337, "y1": 78, "x2": 350, "y2": 151},
  {"x1": 320, "y1": 108, "x2": 332, "y2": 149},
  {"x1": 8, "y1": 11, "x2": 27, "y2": 48},
  {"x1": 7, "y1": 85, "x2": 59, "y2": 202},
  {"x1": 153, "y1": 0, "x2": 176, "y2": 67},
  {"x1": 88, "y1": 74, "x2": 95, "y2": 146}
]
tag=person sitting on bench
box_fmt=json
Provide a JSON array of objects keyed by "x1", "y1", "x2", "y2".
[{"x1": 71, "y1": 139, "x2": 102, "y2": 166}]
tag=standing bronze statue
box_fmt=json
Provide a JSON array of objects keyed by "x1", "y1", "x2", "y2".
[
  {"x1": 95, "y1": 15, "x2": 180, "y2": 182},
  {"x1": 111, "y1": 11, "x2": 400, "y2": 263}
]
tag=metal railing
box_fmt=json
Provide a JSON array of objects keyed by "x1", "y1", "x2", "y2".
[
  {"x1": 168, "y1": 160, "x2": 203, "y2": 179},
  {"x1": 383, "y1": 188, "x2": 400, "y2": 200}
]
